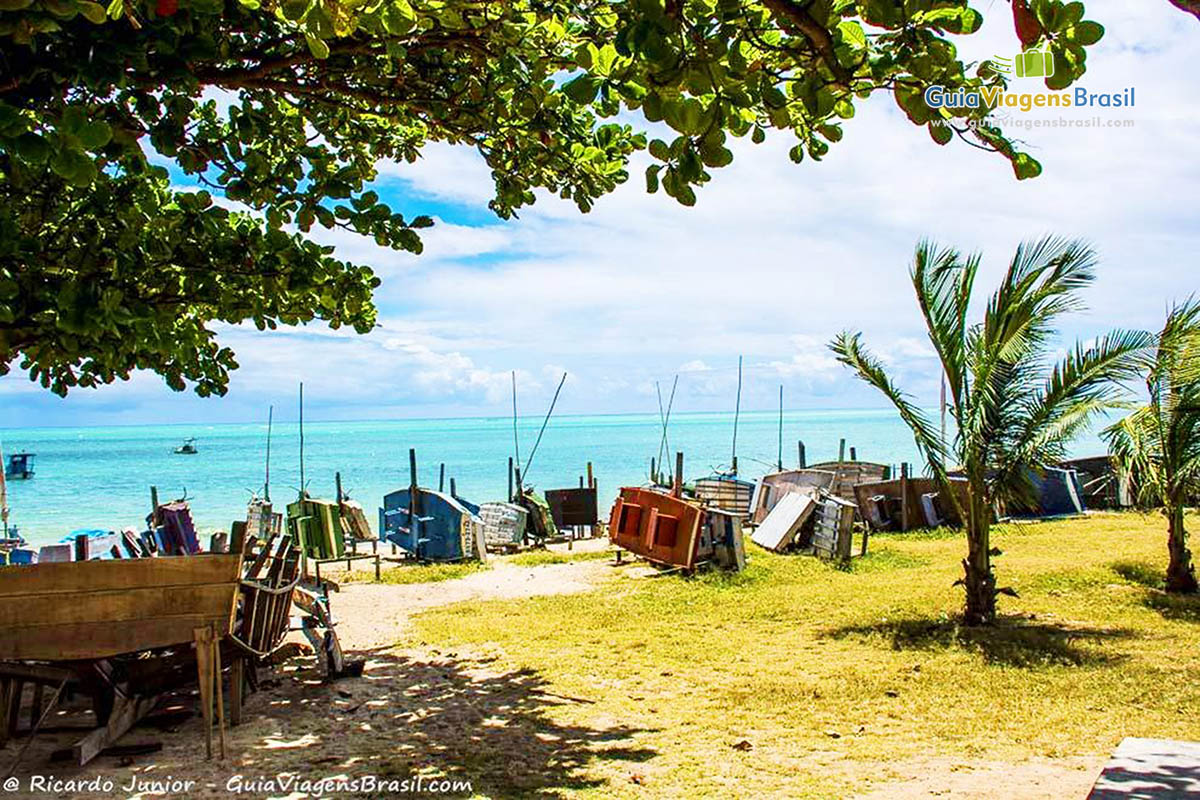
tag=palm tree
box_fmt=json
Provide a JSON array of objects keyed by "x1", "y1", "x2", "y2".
[
  {"x1": 831, "y1": 236, "x2": 1152, "y2": 624},
  {"x1": 1104, "y1": 301, "x2": 1200, "y2": 594}
]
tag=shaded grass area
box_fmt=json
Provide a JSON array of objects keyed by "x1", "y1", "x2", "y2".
[
  {"x1": 404, "y1": 511, "x2": 1200, "y2": 798},
  {"x1": 506, "y1": 549, "x2": 613, "y2": 567}
]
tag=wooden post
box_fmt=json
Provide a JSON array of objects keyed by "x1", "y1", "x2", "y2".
[
  {"x1": 508, "y1": 457, "x2": 514, "y2": 503},
  {"x1": 838, "y1": 438, "x2": 846, "y2": 463},
  {"x1": 212, "y1": 623, "x2": 226, "y2": 760},
  {"x1": 900, "y1": 462, "x2": 910, "y2": 533},
  {"x1": 150, "y1": 485, "x2": 160, "y2": 527},
  {"x1": 732, "y1": 455, "x2": 738, "y2": 474},
  {"x1": 650, "y1": 457, "x2": 657, "y2": 484},
  {"x1": 673, "y1": 452, "x2": 684, "y2": 499},
  {"x1": 514, "y1": 464, "x2": 523, "y2": 498},
  {"x1": 439, "y1": 463, "x2": 445, "y2": 493},
  {"x1": 449, "y1": 477, "x2": 457, "y2": 498},
  {"x1": 193, "y1": 626, "x2": 214, "y2": 759},
  {"x1": 587, "y1": 461, "x2": 594, "y2": 488},
  {"x1": 798, "y1": 441, "x2": 806, "y2": 469},
  {"x1": 74, "y1": 533, "x2": 89, "y2": 562},
  {"x1": 849, "y1": 446, "x2": 857, "y2": 462}
]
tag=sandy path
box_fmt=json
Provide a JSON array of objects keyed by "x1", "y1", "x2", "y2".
[{"x1": 331, "y1": 555, "x2": 613, "y2": 650}]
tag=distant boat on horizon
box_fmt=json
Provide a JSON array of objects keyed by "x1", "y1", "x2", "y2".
[
  {"x1": 4, "y1": 451, "x2": 35, "y2": 480},
  {"x1": 173, "y1": 437, "x2": 198, "y2": 455}
]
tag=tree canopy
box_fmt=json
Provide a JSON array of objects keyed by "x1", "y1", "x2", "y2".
[{"x1": 0, "y1": 0, "x2": 1108, "y2": 395}]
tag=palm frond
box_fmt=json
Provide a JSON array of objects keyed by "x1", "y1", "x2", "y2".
[
  {"x1": 829, "y1": 331, "x2": 948, "y2": 479},
  {"x1": 911, "y1": 240, "x2": 976, "y2": 415}
]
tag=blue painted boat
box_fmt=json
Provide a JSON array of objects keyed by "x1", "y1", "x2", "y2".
[{"x1": 379, "y1": 487, "x2": 486, "y2": 562}]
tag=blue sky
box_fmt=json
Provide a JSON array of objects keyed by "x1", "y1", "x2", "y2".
[{"x1": 2, "y1": 1, "x2": 1198, "y2": 427}]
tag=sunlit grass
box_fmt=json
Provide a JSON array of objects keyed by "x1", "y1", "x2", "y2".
[
  {"x1": 340, "y1": 560, "x2": 488, "y2": 585},
  {"x1": 505, "y1": 548, "x2": 613, "y2": 567},
  {"x1": 406, "y1": 511, "x2": 1200, "y2": 798}
]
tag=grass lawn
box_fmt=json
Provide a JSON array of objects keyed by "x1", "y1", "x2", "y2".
[
  {"x1": 341, "y1": 559, "x2": 488, "y2": 585},
  {"x1": 506, "y1": 548, "x2": 614, "y2": 567},
  {"x1": 401, "y1": 511, "x2": 1200, "y2": 798}
]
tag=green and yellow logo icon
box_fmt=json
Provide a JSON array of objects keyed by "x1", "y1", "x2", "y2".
[{"x1": 989, "y1": 47, "x2": 1055, "y2": 79}]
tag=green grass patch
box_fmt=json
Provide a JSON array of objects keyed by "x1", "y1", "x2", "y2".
[
  {"x1": 398, "y1": 511, "x2": 1200, "y2": 798},
  {"x1": 506, "y1": 548, "x2": 613, "y2": 567},
  {"x1": 342, "y1": 560, "x2": 488, "y2": 585}
]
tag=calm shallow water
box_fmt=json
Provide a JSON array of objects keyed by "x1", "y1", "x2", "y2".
[{"x1": 0, "y1": 409, "x2": 1106, "y2": 546}]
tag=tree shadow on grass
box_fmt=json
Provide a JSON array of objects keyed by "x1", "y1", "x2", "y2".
[
  {"x1": 256, "y1": 646, "x2": 658, "y2": 798},
  {"x1": 1110, "y1": 560, "x2": 1200, "y2": 622},
  {"x1": 824, "y1": 616, "x2": 1137, "y2": 667}
]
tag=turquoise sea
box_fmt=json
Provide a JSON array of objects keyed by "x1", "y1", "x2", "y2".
[{"x1": 0, "y1": 409, "x2": 1108, "y2": 547}]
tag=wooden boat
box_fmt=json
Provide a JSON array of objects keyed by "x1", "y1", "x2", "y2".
[
  {"x1": 478, "y1": 502, "x2": 529, "y2": 551},
  {"x1": 173, "y1": 438, "x2": 198, "y2": 455},
  {"x1": 379, "y1": 487, "x2": 486, "y2": 562},
  {"x1": 749, "y1": 469, "x2": 836, "y2": 524},
  {"x1": 693, "y1": 474, "x2": 755, "y2": 515},
  {"x1": 1008, "y1": 466, "x2": 1086, "y2": 517},
  {"x1": 515, "y1": 489, "x2": 558, "y2": 543},
  {"x1": 0, "y1": 554, "x2": 243, "y2": 661},
  {"x1": 806, "y1": 460, "x2": 890, "y2": 503},
  {"x1": 608, "y1": 486, "x2": 745, "y2": 571},
  {"x1": 4, "y1": 451, "x2": 34, "y2": 480},
  {"x1": 751, "y1": 489, "x2": 819, "y2": 552},
  {"x1": 853, "y1": 476, "x2": 968, "y2": 531},
  {"x1": 1058, "y1": 455, "x2": 1131, "y2": 510},
  {"x1": 287, "y1": 496, "x2": 346, "y2": 560}
]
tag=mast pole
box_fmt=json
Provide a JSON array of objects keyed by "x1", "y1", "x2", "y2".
[
  {"x1": 731, "y1": 355, "x2": 743, "y2": 475},
  {"x1": 777, "y1": 384, "x2": 784, "y2": 471},
  {"x1": 264, "y1": 405, "x2": 273, "y2": 502},
  {"x1": 298, "y1": 383, "x2": 305, "y2": 500}
]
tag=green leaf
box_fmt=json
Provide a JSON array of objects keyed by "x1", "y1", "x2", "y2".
[
  {"x1": 77, "y1": 0, "x2": 106, "y2": 22},
  {"x1": 928, "y1": 122, "x2": 952, "y2": 145},
  {"x1": 837, "y1": 20, "x2": 865, "y2": 48},
  {"x1": 304, "y1": 33, "x2": 330, "y2": 59},
  {"x1": 563, "y1": 74, "x2": 600, "y2": 104},
  {"x1": 645, "y1": 164, "x2": 660, "y2": 193},
  {"x1": 1069, "y1": 20, "x2": 1104, "y2": 46},
  {"x1": 77, "y1": 119, "x2": 112, "y2": 149}
]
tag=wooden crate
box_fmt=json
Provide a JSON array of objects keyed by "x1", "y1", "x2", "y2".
[{"x1": 811, "y1": 493, "x2": 856, "y2": 561}]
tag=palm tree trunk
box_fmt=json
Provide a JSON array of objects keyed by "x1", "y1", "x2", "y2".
[
  {"x1": 1165, "y1": 506, "x2": 1198, "y2": 594},
  {"x1": 962, "y1": 490, "x2": 997, "y2": 624}
]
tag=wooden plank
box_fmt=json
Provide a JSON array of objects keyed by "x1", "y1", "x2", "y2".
[
  {"x1": 751, "y1": 491, "x2": 817, "y2": 552},
  {"x1": 0, "y1": 555, "x2": 242, "y2": 597},
  {"x1": 72, "y1": 692, "x2": 160, "y2": 766},
  {"x1": 0, "y1": 614, "x2": 237, "y2": 661},
  {"x1": 0, "y1": 584, "x2": 240, "y2": 629}
]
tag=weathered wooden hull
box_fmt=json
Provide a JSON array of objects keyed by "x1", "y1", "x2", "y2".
[
  {"x1": 609, "y1": 488, "x2": 704, "y2": 569},
  {"x1": 287, "y1": 498, "x2": 346, "y2": 560},
  {"x1": 0, "y1": 554, "x2": 243, "y2": 661},
  {"x1": 853, "y1": 477, "x2": 968, "y2": 531},
  {"x1": 379, "y1": 488, "x2": 485, "y2": 562},
  {"x1": 693, "y1": 475, "x2": 754, "y2": 515},
  {"x1": 750, "y1": 469, "x2": 836, "y2": 524},
  {"x1": 806, "y1": 461, "x2": 890, "y2": 503}
]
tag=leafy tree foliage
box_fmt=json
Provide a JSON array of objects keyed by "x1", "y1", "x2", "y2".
[
  {"x1": 0, "y1": 0, "x2": 1105, "y2": 395},
  {"x1": 1105, "y1": 302, "x2": 1200, "y2": 594},
  {"x1": 832, "y1": 238, "x2": 1151, "y2": 624}
]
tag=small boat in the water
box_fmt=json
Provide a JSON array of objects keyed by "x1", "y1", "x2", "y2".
[
  {"x1": 173, "y1": 437, "x2": 198, "y2": 455},
  {"x1": 4, "y1": 451, "x2": 35, "y2": 480}
]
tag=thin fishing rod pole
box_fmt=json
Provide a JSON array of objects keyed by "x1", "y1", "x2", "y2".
[
  {"x1": 511, "y1": 370, "x2": 521, "y2": 471},
  {"x1": 264, "y1": 405, "x2": 273, "y2": 502},
  {"x1": 660, "y1": 374, "x2": 678, "y2": 481},
  {"x1": 731, "y1": 355, "x2": 743, "y2": 474},
  {"x1": 777, "y1": 384, "x2": 784, "y2": 471},
  {"x1": 523, "y1": 372, "x2": 567, "y2": 479},
  {"x1": 298, "y1": 383, "x2": 305, "y2": 499},
  {"x1": 655, "y1": 381, "x2": 667, "y2": 475}
]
